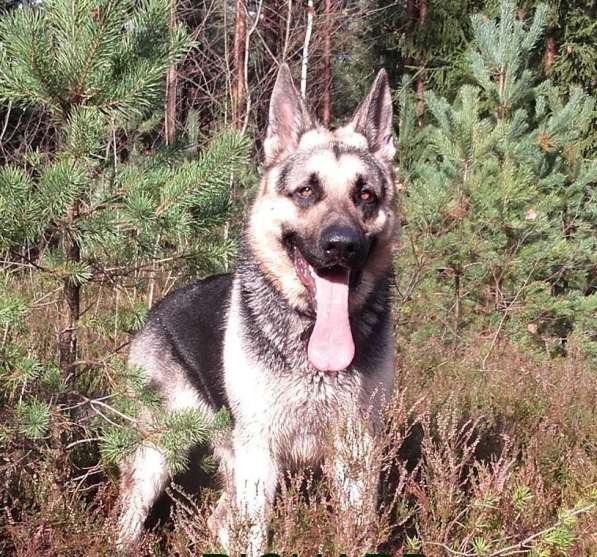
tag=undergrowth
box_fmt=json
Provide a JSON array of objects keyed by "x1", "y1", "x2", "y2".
[{"x1": 1, "y1": 274, "x2": 595, "y2": 556}]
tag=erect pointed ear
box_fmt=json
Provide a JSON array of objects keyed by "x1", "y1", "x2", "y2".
[
  {"x1": 263, "y1": 64, "x2": 313, "y2": 165},
  {"x1": 350, "y1": 69, "x2": 395, "y2": 164}
]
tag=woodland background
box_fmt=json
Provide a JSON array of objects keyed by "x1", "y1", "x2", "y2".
[{"x1": 0, "y1": 0, "x2": 595, "y2": 555}]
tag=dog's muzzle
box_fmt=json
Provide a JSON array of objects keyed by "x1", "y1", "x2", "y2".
[{"x1": 285, "y1": 224, "x2": 371, "y2": 374}]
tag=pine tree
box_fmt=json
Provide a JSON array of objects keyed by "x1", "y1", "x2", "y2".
[
  {"x1": 0, "y1": 0, "x2": 249, "y2": 373},
  {"x1": 0, "y1": 0, "x2": 248, "y2": 474},
  {"x1": 397, "y1": 0, "x2": 596, "y2": 358}
]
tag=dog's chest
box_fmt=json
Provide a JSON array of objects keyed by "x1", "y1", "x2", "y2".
[
  {"x1": 274, "y1": 371, "x2": 363, "y2": 463},
  {"x1": 224, "y1": 281, "x2": 373, "y2": 464},
  {"x1": 237, "y1": 366, "x2": 362, "y2": 464},
  {"x1": 224, "y1": 325, "x2": 362, "y2": 462}
]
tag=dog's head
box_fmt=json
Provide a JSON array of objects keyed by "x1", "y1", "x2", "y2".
[{"x1": 247, "y1": 65, "x2": 398, "y2": 372}]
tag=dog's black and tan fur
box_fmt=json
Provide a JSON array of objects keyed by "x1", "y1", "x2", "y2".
[{"x1": 117, "y1": 65, "x2": 398, "y2": 553}]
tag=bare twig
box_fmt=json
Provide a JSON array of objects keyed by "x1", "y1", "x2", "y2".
[
  {"x1": 482, "y1": 262, "x2": 537, "y2": 369},
  {"x1": 282, "y1": 0, "x2": 292, "y2": 61},
  {"x1": 241, "y1": 0, "x2": 264, "y2": 135},
  {"x1": 66, "y1": 437, "x2": 103, "y2": 450},
  {"x1": 0, "y1": 101, "x2": 12, "y2": 145},
  {"x1": 88, "y1": 397, "x2": 138, "y2": 425}
]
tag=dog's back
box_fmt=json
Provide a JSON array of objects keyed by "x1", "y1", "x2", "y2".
[{"x1": 131, "y1": 274, "x2": 233, "y2": 412}]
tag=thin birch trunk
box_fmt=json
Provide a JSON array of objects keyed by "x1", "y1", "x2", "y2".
[
  {"x1": 322, "y1": 0, "x2": 333, "y2": 126},
  {"x1": 241, "y1": 0, "x2": 263, "y2": 134},
  {"x1": 300, "y1": 0, "x2": 314, "y2": 99}
]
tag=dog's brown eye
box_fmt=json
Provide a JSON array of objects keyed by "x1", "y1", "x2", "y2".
[
  {"x1": 294, "y1": 174, "x2": 320, "y2": 204},
  {"x1": 298, "y1": 186, "x2": 314, "y2": 198}
]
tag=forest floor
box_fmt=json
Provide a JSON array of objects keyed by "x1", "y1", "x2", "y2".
[{"x1": 1, "y1": 275, "x2": 596, "y2": 557}]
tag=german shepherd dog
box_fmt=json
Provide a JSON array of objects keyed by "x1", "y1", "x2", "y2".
[{"x1": 117, "y1": 65, "x2": 398, "y2": 553}]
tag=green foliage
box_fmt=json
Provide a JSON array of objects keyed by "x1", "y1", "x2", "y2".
[
  {"x1": 467, "y1": 1, "x2": 548, "y2": 109},
  {"x1": 397, "y1": 0, "x2": 596, "y2": 357},
  {"x1": 349, "y1": 0, "x2": 486, "y2": 103},
  {"x1": 0, "y1": 0, "x2": 249, "y2": 279},
  {"x1": 0, "y1": 0, "x2": 250, "y2": 371},
  {"x1": 98, "y1": 404, "x2": 231, "y2": 476},
  {"x1": 0, "y1": 292, "x2": 28, "y2": 328},
  {"x1": 472, "y1": 536, "x2": 492, "y2": 555},
  {"x1": 0, "y1": 0, "x2": 248, "y2": 522},
  {"x1": 356, "y1": 0, "x2": 596, "y2": 151},
  {"x1": 512, "y1": 484, "x2": 534, "y2": 512},
  {"x1": 0, "y1": 0, "x2": 595, "y2": 553},
  {"x1": 540, "y1": 0, "x2": 596, "y2": 94},
  {"x1": 16, "y1": 397, "x2": 51, "y2": 440},
  {"x1": 100, "y1": 426, "x2": 141, "y2": 465},
  {"x1": 104, "y1": 130, "x2": 251, "y2": 266},
  {"x1": 0, "y1": 0, "x2": 190, "y2": 120},
  {"x1": 158, "y1": 409, "x2": 210, "y2": 474}
]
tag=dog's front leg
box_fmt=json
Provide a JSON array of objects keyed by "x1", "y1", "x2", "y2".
[
  {"x1": 219, "y1": 436, "x2": 277, "y2": 555},
  {"x1": 117, "y1": 443, "x2": 169, "y2": 549},
  {"x1": 331, "y1": 421, "x2": 378, "y2": 517}
]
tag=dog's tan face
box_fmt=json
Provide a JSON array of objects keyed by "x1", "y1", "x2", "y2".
[{"x1": 247, "y1": 66, "x2": 398, "y2": 371}]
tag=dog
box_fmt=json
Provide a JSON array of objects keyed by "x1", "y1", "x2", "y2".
[{"x1": 117, "y1": 64, "x2": 398, "y2": 553}]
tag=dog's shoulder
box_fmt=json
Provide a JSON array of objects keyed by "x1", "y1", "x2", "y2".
[{"x1": 138, "y1": 273, "x2": 234, "y2": 410}]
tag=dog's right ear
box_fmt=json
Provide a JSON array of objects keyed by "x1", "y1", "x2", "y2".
[{"x1": 264, "y1": 64, "x2": 313, "y2": 165}]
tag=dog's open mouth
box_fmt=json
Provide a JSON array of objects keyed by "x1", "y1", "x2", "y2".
[{"x1": 292, "y1": 246, "x2": 360, "y2": 373}]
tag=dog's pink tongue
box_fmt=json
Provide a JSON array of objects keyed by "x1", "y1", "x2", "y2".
[{"x1": 308, "y1": 270, "x2": 355, "y2": 372}]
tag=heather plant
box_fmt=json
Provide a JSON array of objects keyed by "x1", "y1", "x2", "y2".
[{"x1": 130, "y1": 344, "x2": 595, "y2": 556}]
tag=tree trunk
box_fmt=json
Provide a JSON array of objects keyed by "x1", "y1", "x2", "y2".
[
  {"x1": 544, "y1": 35, "x2": 556, "y2": 73},
  {"x1": 453, "y1": 270, "x2": 461, "y2": 339},
  {"x1": 59, "y1": 202, "x2": 80, "y2": 375},
  {"x1": 419, "y1": 0, "x2": 427, "y2": 26},
  {"x1": 164, "y1": 0, "x2": 178, "y2": 144},
  {"x1": 406, "y1": 0, "x2": 416, "y2": 23},
  {"x1": 232, "y1": 0, "x2": 247, "y2": 129},
  {"x1": 300, "y1": 0, "x2": 315, "y2": 99},
  {"x1": 415, "y1": 0, "x2": 427, "y2": 123},
  {"x1": 415, "y1": 76, "x2": 425, "y2": 122},
  {"x1": 321, "y1": 0, "x2": 333, "y2": 126}
]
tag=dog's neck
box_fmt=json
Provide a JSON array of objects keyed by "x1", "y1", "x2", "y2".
[{"x1": 234, "y1": 237, "x2": 393, "y2": 375}]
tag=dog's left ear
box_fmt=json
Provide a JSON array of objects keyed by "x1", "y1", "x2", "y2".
[{"x1": 350, "y1": 69, "x2": 395, "y2": 164}]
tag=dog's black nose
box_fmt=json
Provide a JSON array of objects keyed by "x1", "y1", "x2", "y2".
[{"x1": 320, "y1": 225, "x2": 367, "y2": 266}]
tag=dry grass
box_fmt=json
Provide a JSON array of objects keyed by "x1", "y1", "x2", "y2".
[
  {"x1": 162, "y1": 341, "x2": 596, "y2": 556},
  {"x1": 1, "y1": 275, "x2": 596, "y2": 556}
]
